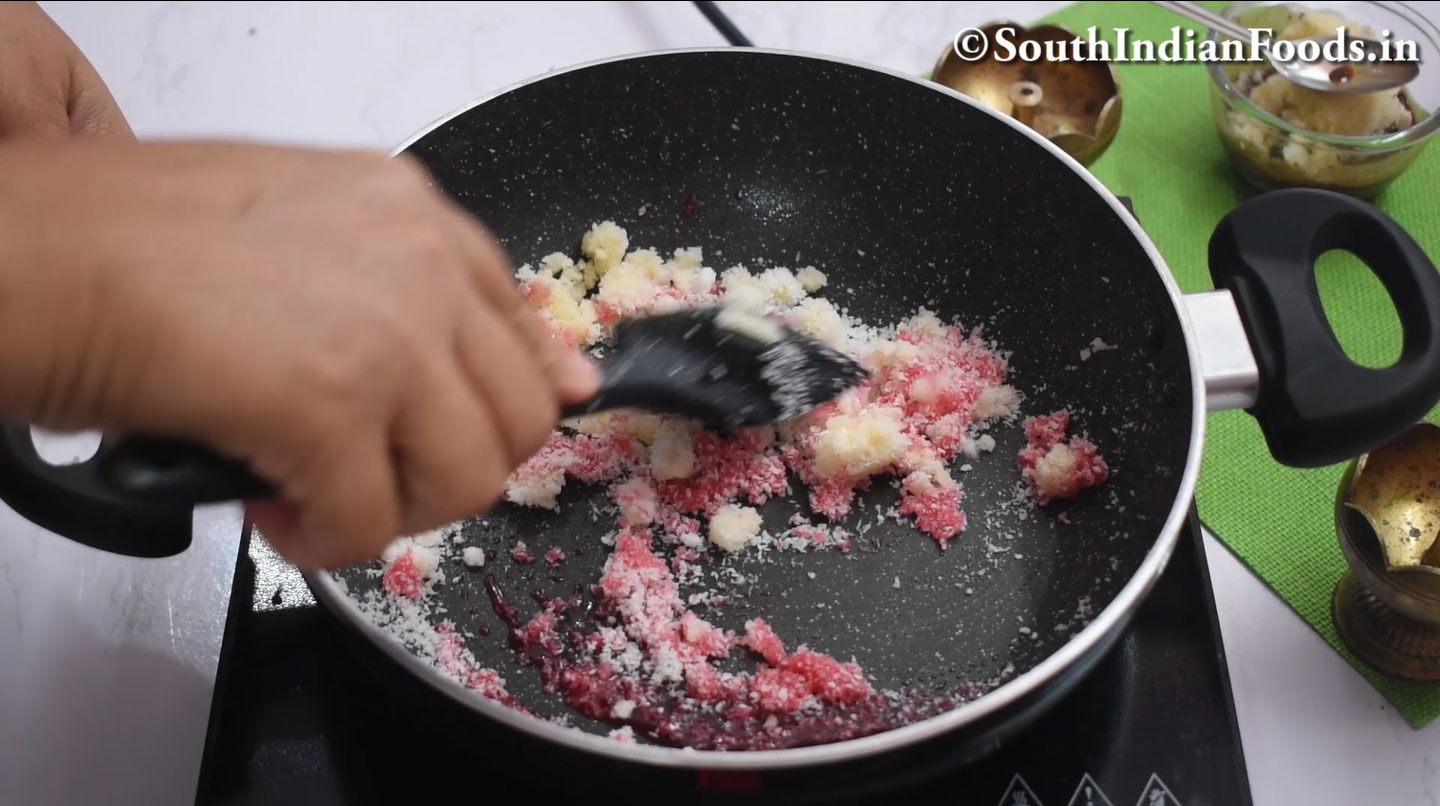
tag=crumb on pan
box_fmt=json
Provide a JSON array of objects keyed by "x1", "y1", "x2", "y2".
[
  {"x1": 1017, "y1": 410, "x2": 1109, "y2": 505},
  {"x1": 708, "y1": 504, "x2": 763, "y2": 552}
]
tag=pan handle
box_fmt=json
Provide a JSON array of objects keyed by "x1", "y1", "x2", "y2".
[
  {"x1": 1207, "y1": 187, "x2": 1440, "y2": 468},
  {"x1": 0, "y1": 424, "x2": 247, "y2": 557}
]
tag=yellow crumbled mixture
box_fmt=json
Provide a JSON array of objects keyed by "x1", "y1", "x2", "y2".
[
  {"x1": 1030, "y1": 443, "x2": 1080, "y2": 502},
  {"x1": 1249, "y1": 75, "x2": 1410, "y2": 136},
  {"x1": 759, "y1": 267, "x2": 807, "y2": 306},
  {"x1": 1244, "y1": 10, "x2": 1411, "y2": 137},
  {"x1": 973, "y1": 385, "x2": 1020, "y2": 421},
  {"x1": 790, "y1": 297, "x2": 848, "y2": 347},
  {"x1": 581, "y1": 220, "x2": 629, "y2": 274},
  {"x1": 514, "y1": 269, "x2": 601, "y2": 347},
  {"x1": 795, "y1": 266, "x2": 828, "y2": 293},
  {"x1": 708, "y1": 504, "x2": 763, "y2": 552},
  {"x1": 812, "y1": 408, "x2": 910, "y2": 481}
]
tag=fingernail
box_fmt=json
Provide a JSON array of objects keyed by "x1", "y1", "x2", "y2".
[{"x1": 561, "y1": 350, "x2": 602, "y2": 396}]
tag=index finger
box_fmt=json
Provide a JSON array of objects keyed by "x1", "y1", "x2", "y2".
[{"x1": 437, "y1": 201, "x2": 601, "y2": 404}]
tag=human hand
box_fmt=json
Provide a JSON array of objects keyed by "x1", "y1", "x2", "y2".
[
  {"x1": 0, "y1": 139, "x2": 598, "y2": 570},
  {"x1": 0, "y1": 2, "x2": 132, "y2": 140}
]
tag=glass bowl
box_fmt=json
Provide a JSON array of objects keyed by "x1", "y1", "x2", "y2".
[{"x1": 1205, "y1": 1, "x2": 1440, "y2": 198}]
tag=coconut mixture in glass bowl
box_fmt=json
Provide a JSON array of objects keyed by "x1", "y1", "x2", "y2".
[{"x1": 1206, "y1": 1, "x2": 1440, "y2": 197}]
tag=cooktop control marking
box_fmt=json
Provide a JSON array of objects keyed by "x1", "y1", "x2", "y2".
[
  {"x1": 1066, "y1": 774, "x2": 1116, "y2": 806},
  {"x1": 1136, "y1": 774, "x2": 1183, "y2": 806},
  {"x1": 998, "y1": 774, "x2": 1046, "y2": 806}
]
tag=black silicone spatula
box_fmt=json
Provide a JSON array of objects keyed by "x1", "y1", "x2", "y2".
[
  {"x1": 563, "y1": 306, "x2": 868, "y2": 426},
  {"x1": 93, "y1": 306, "x2": 870, "y2": 505}
]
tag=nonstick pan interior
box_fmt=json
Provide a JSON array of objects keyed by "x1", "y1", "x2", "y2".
[{"x1": 321, "y1": 50, "x2": 1197, "y2": 754}]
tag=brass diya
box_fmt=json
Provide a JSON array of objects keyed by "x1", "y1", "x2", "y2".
[
  {"x1": 931, "y1": 22, "x2": 1122, "y2": 165},
  {"x1": 1332, "y1": 421, "x2": 1440, "y2": 682}
]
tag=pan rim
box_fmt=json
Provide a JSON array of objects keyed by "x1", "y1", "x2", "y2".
[{"x1": 305, "y1": 45, "x2": 1208, "y2": 771}]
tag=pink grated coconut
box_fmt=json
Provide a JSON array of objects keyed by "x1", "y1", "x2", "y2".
[
  {"x1": 1017, "y1": 410, "x2": 1109, "y2": 505},
  {"x1": 482, "y1": 528, "x2": 890, "y2": 749},
  {"x1": 772, "y1": 314, "x2": 1013, "y2": 546},
  {"x1": 654, "y1": 431, "x2": 788, "y2": 517},
  {"x1": 381, "y1": 549, "x2": 424, "y2": 600},
  {"x1": 511, "y1": 542, "x2": 535, "y2": 565}
]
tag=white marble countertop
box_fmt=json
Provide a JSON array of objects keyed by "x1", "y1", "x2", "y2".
[{"x1": 5, "y1": 2, "x2": 1439, "y2": 804}]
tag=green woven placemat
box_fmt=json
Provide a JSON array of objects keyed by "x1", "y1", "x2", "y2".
[{"x1": 1028, "y1": 1, "x2": 1440, "y2": 727}]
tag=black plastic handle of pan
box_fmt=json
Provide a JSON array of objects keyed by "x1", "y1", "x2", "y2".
[
  {"x1": 1209, "y1": 188, "x2": 1440, "y2": 468},
  {"x1": 0, "y1": 428, "x2": 263, "y2": 557}
]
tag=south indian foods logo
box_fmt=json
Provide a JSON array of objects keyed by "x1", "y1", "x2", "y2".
[{"x1": 950, "y1": 24, "x2": 1421, "y2": 65}]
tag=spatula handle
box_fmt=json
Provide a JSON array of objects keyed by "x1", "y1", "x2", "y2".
[
  {"x1": 0, "y1": 386, "x2": 622, "y2": 559},
  {"x1": 97, "y1": 434, "x2": 277, "y2": 501}
]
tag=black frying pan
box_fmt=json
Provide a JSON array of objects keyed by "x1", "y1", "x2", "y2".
[{"x1": 1, "y1": 48, "x2": 1438, "y2": 789}]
